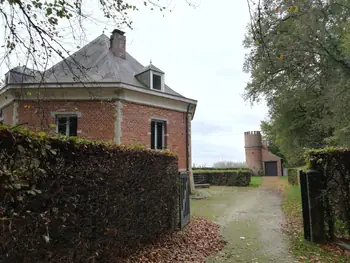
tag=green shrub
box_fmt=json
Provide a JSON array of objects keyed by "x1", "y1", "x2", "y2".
[
  {"x1": 193, "y1": 167, "x2": 249, "y2": 172},
  {"x1": 287, "y1": 168, "x2": 299, "y2": 185},
  {"x1": 305, "y1": 147, "x2": 350, "y2": 240},
  {"x1": 0, "y1": 127, "x2": 179, "y2": 262},
  {"x1": 193, "y1": 170, "x2": 251, "y2": 187}
]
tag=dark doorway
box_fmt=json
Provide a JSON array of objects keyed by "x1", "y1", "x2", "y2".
[{"x1": 264, "y1": 161, "x2": 278, "y2": 176}]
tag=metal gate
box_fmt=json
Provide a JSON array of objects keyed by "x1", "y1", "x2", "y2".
[
  {"x1": 299, "y1": 170, "x2": 311, "y2": 241},
  {"x1": 179, "y1": 172, "x2": 190, "y2": 229}
]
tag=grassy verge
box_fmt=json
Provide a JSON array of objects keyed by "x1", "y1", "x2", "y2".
[
  {"x1": 282, "y1": 184, "x2": 349, "y2": 262},
  {"x1": 280, "y1": 175, "x2": 288, "y2": 182},
  {"x1": 249, "y1": 176, "x2": 264, "y2": 188}
]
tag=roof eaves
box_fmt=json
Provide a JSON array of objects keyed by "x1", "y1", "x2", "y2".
[{"x1": 1, "y1": 81, "x2": 196, "y2": 103}]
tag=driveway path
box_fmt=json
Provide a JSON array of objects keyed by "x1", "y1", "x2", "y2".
[{"x1": 191, "y1": 177, "x2": 296, "y2": 263}]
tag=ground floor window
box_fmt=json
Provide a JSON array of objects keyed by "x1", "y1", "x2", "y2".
[
  {"x1": 151, "y1": 119, "x2": 166, "y2": 150},
  {"x1": 56, "y1": 115, "x2": 78, "y2": 137}
]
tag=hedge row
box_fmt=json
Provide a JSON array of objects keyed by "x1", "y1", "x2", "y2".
[
  {"x1": 192, "y1": 167, "x2": 248, "y2": 171},
  {"x1": 193, "y1": 171, "x2": 251, "y2": 186},
  {"x1": 306, "y1": 147, "x2": 350, "y2": 240},
  {"x1": 0, "y1": 127, "x2": 179, "y2": 262},
  {"x1": 287, "y1": 168, "x2": 299, "y2": 185}
]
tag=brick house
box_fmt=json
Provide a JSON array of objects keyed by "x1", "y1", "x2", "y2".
[
  {"x1": 0, "y1": 29, "x2": 197, "y2": 182},
  {"x1": 244, "y1": 131, "x2": 283, "y2": 176}
]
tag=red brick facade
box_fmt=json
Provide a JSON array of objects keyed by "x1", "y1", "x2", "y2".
[
  {"x1": 262, "y1": 148, "x2": 282, "y2": 176},
  {"x1": 121, "y1": 102, "x2": 187, "y2": 169},
  {"x1": 17, "y1": 100, "x2": 115, "y2": 141},
  {"x1": 2, "y1": 99, "x2": 188, "y2": 170},
  {"x1": 244, "y1": 131, "x2": 283, "y2": 176},
  {"x1": 245, "y1": 147, "x2": 263, "y2": 175}
]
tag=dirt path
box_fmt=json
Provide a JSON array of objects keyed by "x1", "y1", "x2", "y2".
[{"x1": 191, "y1": 177, "x2": 296, "y2": 263}]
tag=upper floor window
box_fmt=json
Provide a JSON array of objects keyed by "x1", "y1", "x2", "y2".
[
  {"x1": 152, "y1": 74, "x2": 162, "y2": 90},
  {"x1": 56, "y1": 115, "x2": 78, "y2": 137},
  {"x1": 151, "y1": 119, "x2": 166, "y2": 150}
]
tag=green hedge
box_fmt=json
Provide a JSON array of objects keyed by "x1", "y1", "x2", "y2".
[
  {"x1": 306, "y1": 147, "x2": 350, "y2": 240},
  {"x1": 287, "y1": 168, "x2": 299, "y2": 185},
  {"x1": 193, "y1": 167, "x2": 248, "y2": 171},
  {"x1": 193, "y1": 171, "x2": 251, "y2": 186},
  {"x1": 0, "y1": 127, "x2": 179, "y2": 262}
]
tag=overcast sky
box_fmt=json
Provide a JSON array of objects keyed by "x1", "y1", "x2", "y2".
[
  {"x1": 0, "y1": 0, "x2": 268, "y2": 166},
  {"x1": 125, "y1": 0, "x2": 269, "y2": 166}
]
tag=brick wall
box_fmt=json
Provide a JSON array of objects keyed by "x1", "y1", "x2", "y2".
[
  {"x1": 121, "y1": 101, "x2": 187, "y2": 169},
  {"x1": 17, "y1": 100, "x2": 115, "y2": 141},
  {"x1": 245, "y1": 147, "x2": 263, "y2": 175},
  {"x1": 2, "y1": 103, "x2": 14, "y2": 125},
  {"x1": 262, "y1": 148, "x2": 282, "y2": 176}
]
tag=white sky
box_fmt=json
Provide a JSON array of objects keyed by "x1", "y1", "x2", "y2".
[{"x1": 0, "y1": 0, "x2": 268, "y2": 166}]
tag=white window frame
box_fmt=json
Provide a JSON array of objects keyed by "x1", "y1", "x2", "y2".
[
  {"x1": 151, "y1": 119, "x2": 166, "y2": 150},
  {"x1": 149, "y1": 71, "x2": 164, "y2": 92},
  {"x1": 55, "y1": 114, "x2": 78, "y2": 137}
]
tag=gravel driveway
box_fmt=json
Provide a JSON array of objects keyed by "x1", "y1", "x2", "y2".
[{"x1": 191, "y1": 177, "x2": 296, "y2": 263}]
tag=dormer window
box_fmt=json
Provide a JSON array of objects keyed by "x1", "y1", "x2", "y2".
[
  {"x1": 135, "y1": 63, "x2": 165, "y2": 92},
  {"x1": 152, "y1": 73, "x2": 162, "y2": 91}
]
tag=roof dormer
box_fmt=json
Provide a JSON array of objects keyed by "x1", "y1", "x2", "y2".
[{"x1": 134, "y1": 62, "x2": 165, "y2": 92}]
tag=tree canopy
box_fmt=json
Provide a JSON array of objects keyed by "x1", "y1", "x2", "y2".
[{"x1": 244, "y1": 0, "x2": 350, "y2": 166}]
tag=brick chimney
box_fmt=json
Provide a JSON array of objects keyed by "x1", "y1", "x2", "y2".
[{"x1": 110, "y1": 29, "x2": 126, "y2": 59}]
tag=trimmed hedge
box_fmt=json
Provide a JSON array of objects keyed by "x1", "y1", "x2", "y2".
[
  {"x1": 0, "y1": 127, "x2": 179, "y2": 262},
  {"x1": 287, "y1": 168, "x2": 299, "y2": 185},
  {"x1": 192, "y1": 167, "x2": 248, "y2": 171},
  {"x1": 193, "y1": 170, "x2": 251, "y2": 186},
  {"x1": 306, "y1": 147, "x2": 350, "y2": 240}
]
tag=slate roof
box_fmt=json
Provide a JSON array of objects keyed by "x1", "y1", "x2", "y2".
[{"x1": 6, "y1": 34, "x2": 184, "y2": 98}]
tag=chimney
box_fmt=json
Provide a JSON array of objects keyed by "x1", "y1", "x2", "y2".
[{"x1": 110, "y1": 29, "x2": 126, "y2": 59}]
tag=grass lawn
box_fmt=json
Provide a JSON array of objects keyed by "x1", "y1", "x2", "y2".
[
  {"x1": 249, "y1": 176, "x2": 264, "y2": 188},
  {"x1": 282, "y1": 184, "x2": 349, "y2": 262}
]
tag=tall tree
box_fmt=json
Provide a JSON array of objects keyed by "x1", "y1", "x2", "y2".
[{"x1": 244, "y1": 0, "x2": 350, "y2": 165}]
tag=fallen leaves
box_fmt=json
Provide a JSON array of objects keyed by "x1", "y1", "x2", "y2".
[
  {"x1": 281, "y1": 185, "x2": 350, "y2": 263},
  {"x1": 117, "y1": 216, "x2": 226, "y2": 263}
]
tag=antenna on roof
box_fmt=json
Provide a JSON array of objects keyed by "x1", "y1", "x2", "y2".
[{"x1": 150, "y1": 59, "x2": 152, "y2": 65}]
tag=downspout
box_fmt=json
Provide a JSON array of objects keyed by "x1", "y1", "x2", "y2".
[
  {"x1": 186, "y1": 103, "x2": 195, "y2": 192},
  {"x1": 186, "y1": 103, "x2": 190, "y2": 172}
]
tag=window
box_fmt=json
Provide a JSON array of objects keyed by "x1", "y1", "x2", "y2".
[
  {"x1": 56, "y1": 115, "x2": 78, "y2": 137},
  {"x1": 152, "y1": 74, "x2": 162, "y2": 90},
  {"x1": 151, "y1": 120, "x2": 166, "y2": 150}
]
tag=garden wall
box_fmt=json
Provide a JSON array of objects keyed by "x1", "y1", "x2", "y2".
[
  {"x1": 0, "y1": 127, "x2": 179, "y2": 262},
  {"x1": 193, "y1": 170, "x2": 251, "y2": 186}
]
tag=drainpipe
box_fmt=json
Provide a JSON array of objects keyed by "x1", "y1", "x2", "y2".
[
  {"x1": 186, "y1": 103, "x2": 195, "y2": 192},
  {"x1": 186, "y1": 104, "x2": 190, "y2": 171}
]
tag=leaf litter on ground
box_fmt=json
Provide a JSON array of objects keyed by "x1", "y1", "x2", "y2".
[{"x1": 118, "y1": 216, "x2": 226, "y2": 263}]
